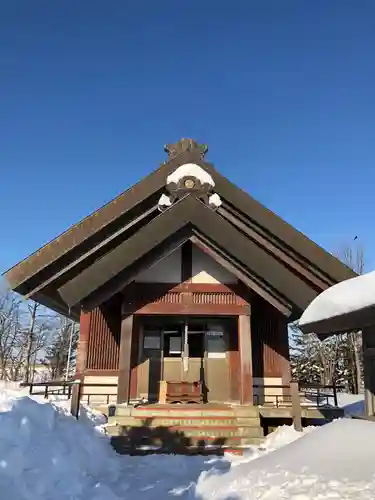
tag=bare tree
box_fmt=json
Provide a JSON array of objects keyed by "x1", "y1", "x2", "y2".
[
  {"x1": 0, "y1": 285, "x2": 57, "y2": 382},
  {"x1": 337, "y1": 243, "x2": 365, "y2": 393}
]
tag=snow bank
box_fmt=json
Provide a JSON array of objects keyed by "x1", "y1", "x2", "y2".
[
  {"x1": 196, "y1": 418, "x2": 375, "y2": 499},
  {"x1": 299, "y1": 269, "x2": 375, "y2": 329},
  {"x1": 0, "y1": 385, "x2": 124, "y2": 500},
  {"x1": 0, "y1": 382, "x2": 373, "y2": 500}
]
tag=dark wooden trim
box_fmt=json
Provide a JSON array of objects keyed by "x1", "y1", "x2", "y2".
[
  {"x1": 82, "y1": 370, "x2": 119, "y2": 377},
  {"x1": 300, "y1": 304, "x2": 375, "y2": 336},
  {"x1": 60, "y1": 196, "x2": 318, "y2": 315},
  {"x1": 127, "y1": 302, "x2": 250, "y2": 316},
  {"x1": 129, "y1": 317, "x2": 140, "y2": 399},
  {"x1": 76, "y1": 311, "x2": 91, "y2": 375},
  {"x1": 24, "y1": 205, "x2": 159, "y2": 300},
  {"x1": 181, "y1": 241, "x2": 193, "y2": 282},
  {"x1": 58, "y1": 198, "x2": 199, "y2": 308},
  {"x1": 228, "y1": 324, "x2": 240, "y2": 403},
  {"x1": 238, "y1": 314, "x2": 253, "y2": 405},
  {"x1": 212, "y1": 175, "x2": 356, "y2": 284},
  {"x1": 362, "y1": 327, "x2": 375, "y2": 416},
  {"x1": 190, "y1": 235, "x2": 292, "y2": 316},
  {"x1": 5, "y1": 154, "x2": 194, "y2": 289},
  {"x1": 117, "y1": 315, "x2": 134, "y2": 404},
  {"x1": 6, "y1": 144, "x2": 355, "y2": 305},
  {"x1": 122, "y1": 281, "x2": 250, "y2": 316},
  {"x1": 123, "y1": 281, "x2": 250, "y2": 296},
  {"x1": 81, "y1": 231, "x2": 190, "y2": 312},
  {"x1": 218, "y1": 206, "x2": 331, "y2": 289}
]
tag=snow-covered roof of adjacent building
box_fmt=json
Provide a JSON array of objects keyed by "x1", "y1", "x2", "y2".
[{"x1": 299, "y1": 270, "x2": 375, "y2": 335}]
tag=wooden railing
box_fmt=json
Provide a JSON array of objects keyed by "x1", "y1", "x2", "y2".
[
  {"x1": 253, "y1": 382, "x2": 341, "y2": 408},
  {"x1": 20, "y1": 380, "x2": 118, "y2": 419},
  {"x1": 253, "y1": 381, "x2": 344, "y2": 431},
  {"x1": 21, "y1": 380, "x2": 344, "y2": 430}
]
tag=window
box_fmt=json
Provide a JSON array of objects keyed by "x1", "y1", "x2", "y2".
[
  {"x1": 206, "y1": 331, "x2": 226, "y2": 358},
  {"x1": 163, "y1": 331, "x2": 182, "y2": 358},
  {"x1": 143, "y1": 330, "x2": 161, "y2": 350}
]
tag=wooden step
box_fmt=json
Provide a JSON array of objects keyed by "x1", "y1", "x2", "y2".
[
  {"x1": 108, "y1": 415, "x2": 261, "y2": 427},
  {"x1": 115, "y1": 404, "x2": 260, "y2": 419},
  {"x1": 107, "y1": 423, "x2": 264, "y2": 438}
]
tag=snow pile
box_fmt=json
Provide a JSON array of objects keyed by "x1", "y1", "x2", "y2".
[
  {"x1": 166, "y1": 163, "x2": 215, "y2": 186},
  {"x1": 0, "y1": 382, "x2": 373, "y2": 500},
  {"x1": 196, "y1": 418, "x2": 375, "y2": 499},
  {"x1": 0, "y1": 387, "x2": 125, "y2": 500},
  {"x1": 227, "y1": 424, "x2": 315, "y2": 468},
  {"x1": 299, "y1": 269, "x2": 375, "y2": 329}
]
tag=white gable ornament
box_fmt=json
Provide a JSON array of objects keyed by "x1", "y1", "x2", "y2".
[{"x1": 158, "y1": 162, "x2": 222, "y2": 212}]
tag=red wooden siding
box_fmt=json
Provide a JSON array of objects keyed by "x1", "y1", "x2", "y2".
[
  {"x1": 251, "y1": 296, "x2": 290, "y2": 378},
  {"x1": 86, "y1": 298, "x2": 121, "y2": 371},
  {"x1": 129, "y1": 317, "x2": 140, "y2": 399}
]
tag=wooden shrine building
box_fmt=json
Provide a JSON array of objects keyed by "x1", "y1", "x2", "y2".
[{"x1": 4, "y1": 139, "x2": 356, "y2": 408}]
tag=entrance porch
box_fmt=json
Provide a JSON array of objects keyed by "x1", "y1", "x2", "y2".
[{"x1": 134, "y1": 316, "x2": 241, "y2": 405}]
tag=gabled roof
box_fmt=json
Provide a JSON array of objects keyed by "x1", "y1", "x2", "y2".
[{"x1": 3, "y1": 139, "x2": 356, "y2": 320}]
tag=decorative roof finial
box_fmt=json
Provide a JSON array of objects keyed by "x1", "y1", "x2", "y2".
[{"x1": 164, "y1": 138, "x2": 208, "y2": 160}]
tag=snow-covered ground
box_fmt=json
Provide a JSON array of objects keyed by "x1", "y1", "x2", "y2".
[{"x1": 0, "y1": 382, "x2": 374, "y2": 499}]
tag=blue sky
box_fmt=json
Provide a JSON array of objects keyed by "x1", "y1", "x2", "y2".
[{"x1": 1, "y1": 1, "x2": 374, "y2": 274}]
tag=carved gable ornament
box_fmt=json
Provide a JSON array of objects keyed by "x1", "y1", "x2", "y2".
[
  {"x1": 158, "y1": 162, "x2": 222, "y2": 211},
  {"x1": 158, "y1": 138, "x2": 222, "y2": 211}
]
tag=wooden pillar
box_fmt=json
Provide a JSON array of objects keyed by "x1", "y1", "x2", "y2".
[
  {"x1": 362, "y1": 326, "x2": 375, "y2": 416},
  {"x1": 117, "y1": 314, "x2": 134, "y2": 404},
  {"x1": 238, "y1": 313, "x2": 253, "y2": 405},
  {"x1": 76, "y1": 310, "x2": 91, "y2": 377}
]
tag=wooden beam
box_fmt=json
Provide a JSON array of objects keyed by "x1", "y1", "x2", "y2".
[
  {"x1": 129, "y1": 302, "x2": 250, "y2": 316},
  {"x1": 218, "y1": 205, "x2": 332, "y2": 289},
  {"x1": 238, "y1": 314, "x2": 253, "y2": 405},
  {"x1": 82, "y1": 230, "x2": 190, "y2": 311},
  {"x1": 58, "y1": 197, "x2": 199, "y2": 307},
  {"x1": 117, "y1": 314, "x2": 134, "y2": 404},
  {"x1": 76, "y1": 310, "x2": 91, "y2": 377},
  {"x1": 60, "y1": 195, "x2": 320, "y2": 314},
  {"x1": 181, "y1": 241, "x2": 193, "y2": 282},
  {"x1": 190, "y1": 235, "x2": 292, "y2": 316},
  {"x1": 190, "y1": 201, "x2": 317, "y2": 313},
  {"x1": 24, "y1": 205, "x2": 159, "y2": 299},
  {"x1": 362, "y1": 326, "x2": 375, "y2": 416}
]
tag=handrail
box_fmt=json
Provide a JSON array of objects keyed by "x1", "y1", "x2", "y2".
[{"x1": 20, "y1": 380, "x2": 344, "y2": 426}]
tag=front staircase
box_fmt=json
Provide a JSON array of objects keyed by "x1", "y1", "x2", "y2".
[{"x1": 106, "y1": 403, "x2": 264, "y2": 454}]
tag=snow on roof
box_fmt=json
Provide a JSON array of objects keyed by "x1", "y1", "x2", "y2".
[
  {"x1": 157, "y1": 193, "x2": 172, "y2": 210},
  {"x1": 166, "y1": 163, "x2": 215, "y2": 187},
  {"x1": 299, "y1": 269, "x2": 375, "y2": 331},
  {"x1": 208, "y1": 193, "x2": 222, "y2": 208}
]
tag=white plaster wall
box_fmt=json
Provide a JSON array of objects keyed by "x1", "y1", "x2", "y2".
[
  {"x1": 253, "y1": 377, "x2": 284, "y2": 405},
  {"x1": 82, "y1": 375, "x2": 118, "y2": 406},
  {"x1": 134, "y1": 247, "x2": 182, "y2": 283},
  {"x1": 191, "y1": 245, "x2": 237, "y2": 284}
]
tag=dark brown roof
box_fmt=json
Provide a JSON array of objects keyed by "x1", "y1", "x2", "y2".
[{"x1": 4, "y1": 139, "x2": 356, "y2": 319}]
